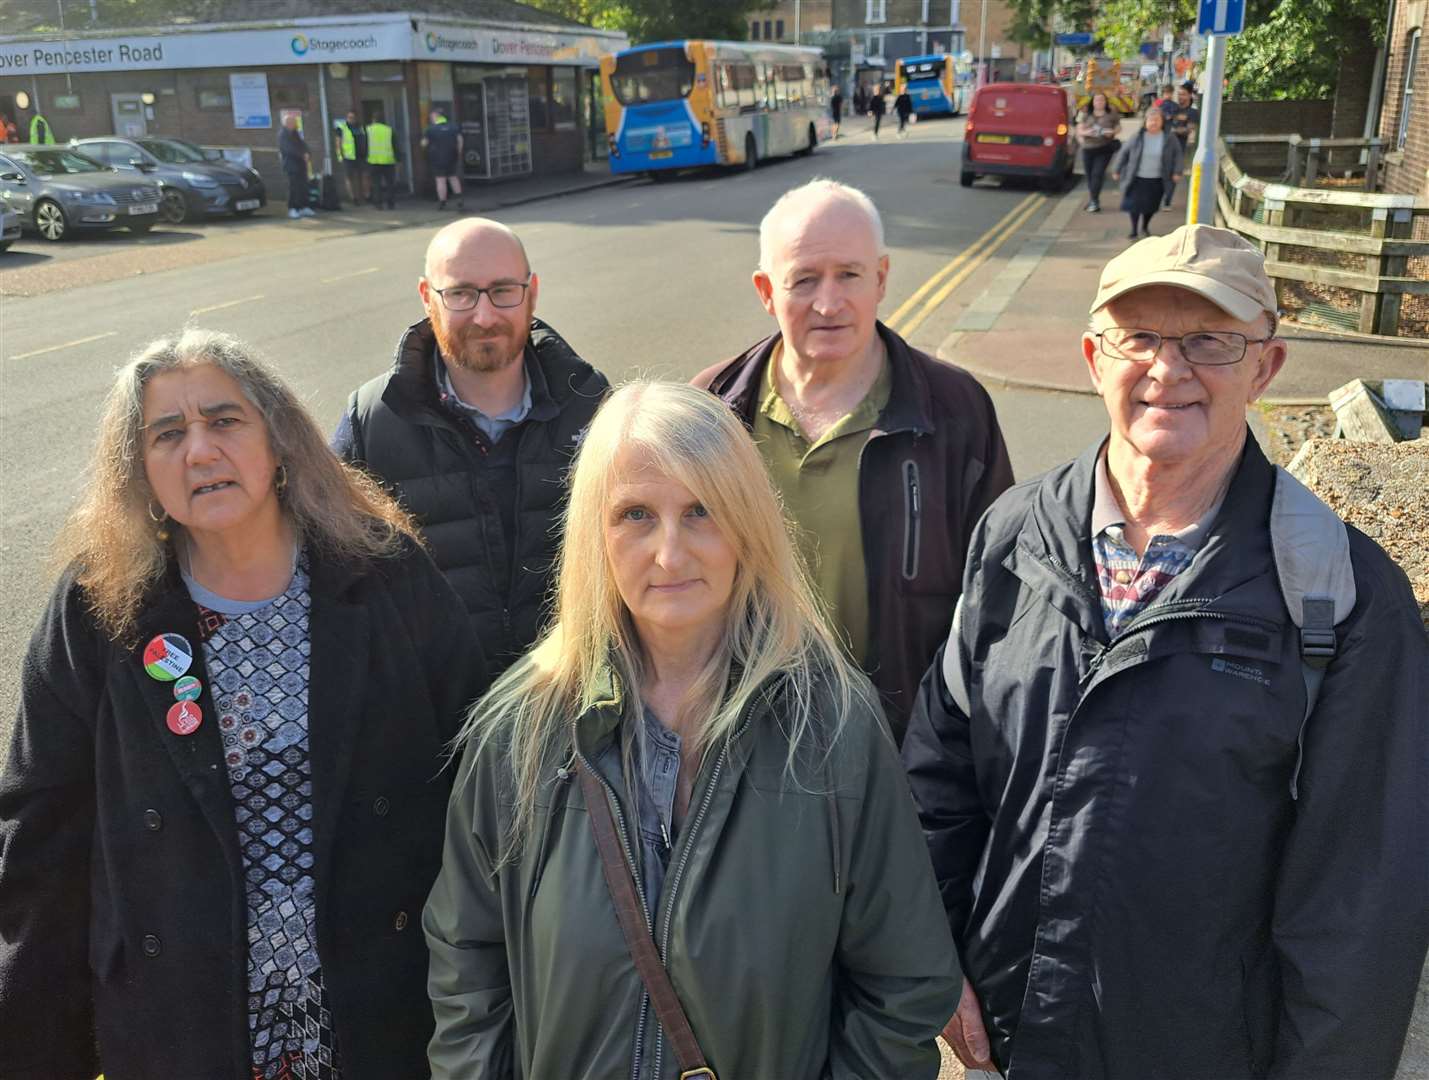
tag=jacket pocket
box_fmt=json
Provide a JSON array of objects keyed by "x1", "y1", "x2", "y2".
[{"x1": 902, "y1": 459, "x2": 922, "y2": 582}]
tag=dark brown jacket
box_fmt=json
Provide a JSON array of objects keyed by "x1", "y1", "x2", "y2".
[{"x1": 693, "y1": 322, "x2": 1013, "y2": 742}]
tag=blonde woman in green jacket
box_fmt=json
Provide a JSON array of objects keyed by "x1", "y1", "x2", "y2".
[{"x1": 424, "y1": 381, "x2": 960, "y2": 1080}]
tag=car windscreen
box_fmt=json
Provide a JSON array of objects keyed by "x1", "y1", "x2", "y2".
[
  {"x1": 12, "y1": 149, "x2": 107, "y2": 175},
  {"x1": 610, "y1": 47, "x2": 695, "y2": 105},
  {"x1": 139, "y1": 139, "x2": 206, "y2": 164}
]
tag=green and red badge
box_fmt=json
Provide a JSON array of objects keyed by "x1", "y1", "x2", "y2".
[{"x1": 143, "y1": 633, "x2": 193, "y2": 682}]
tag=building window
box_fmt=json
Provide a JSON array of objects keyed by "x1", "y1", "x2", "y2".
[
  {"x1": 869, "y1": 32, "x2": 886, "y2": 56},
  {"x1": 528, "y1": 67, "x2": 551, "y2": 130},
  {"x1": 551, "y1": 67, "x2": 577, "y2": 130},
  {"x1": 776, "y1": 18, "x2": 784, "y2": 38},
  {"x1": 196, "y1": 87, "x2": 231, "y2": 111},
  {"x1": 764, "y1": 19, "x2": 773, "y2": 38},
  {"x1": 866, "y1": 0, "x2": 887, "y2": 24},
  {"x1": 270, "y1": 82, "x2": 309, "y2": 109},
  {"x1": 1398, "y1": 29, "x2": 1420, "y2": 152},
  {"x1": 750, "y1": 20, "x2": 760, "y2": 39}
]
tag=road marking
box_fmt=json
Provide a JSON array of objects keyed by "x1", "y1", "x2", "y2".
[
  {"x1": 892, "y1": 195, "x2": 1045, "y2": 339},
  {"x1": 8, "y1": 330, "x2": 117, "y2": 360},
  {"x1": 190, "y1": 294, "x2": 264, "y2": 316},
  {"x1": 884, "y1": 192, "x2": 1041, "y2": 333},
  {"x1": 320, "y1": 267, "x2": 380, "y2": 284}
]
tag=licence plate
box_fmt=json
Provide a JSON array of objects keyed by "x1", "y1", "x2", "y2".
[
  {"x1": 235, "y1": 198, "x2": 260, "y2": 211},
  {"x1": 978, "y1": 134, "x2": 1011, "y2": 143},
  {"x1": 129, "y1": 202, "x2": 159, "y2": 215},
  {"x1": 649, "y1": 150, "x2": 673, "y2": 159}
]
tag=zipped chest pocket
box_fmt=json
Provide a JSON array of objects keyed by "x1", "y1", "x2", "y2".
[{"x1": 902, "y1": 459, "x2": 922, "y2": 581}]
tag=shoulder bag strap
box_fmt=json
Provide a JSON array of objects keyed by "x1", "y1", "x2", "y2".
[{"x1": 575, "y1": 761, "x2": 716, "y2": 1080}]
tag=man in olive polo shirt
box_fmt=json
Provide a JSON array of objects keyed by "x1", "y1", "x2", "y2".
[{"x1": 694, "y1": 179, "x2": 1014, "y2": 742}]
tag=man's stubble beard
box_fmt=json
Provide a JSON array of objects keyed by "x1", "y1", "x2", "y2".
[{"x1": 431, "y1": 309, "x2": 530, "y2": 374}]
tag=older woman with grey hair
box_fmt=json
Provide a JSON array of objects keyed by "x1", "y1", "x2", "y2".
[{"x1": 0, "y1": 328, "x2": 487, "y2": 1080}]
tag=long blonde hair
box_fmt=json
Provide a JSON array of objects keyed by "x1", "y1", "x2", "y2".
[
  {"x1": 460, "y1": 381, "x2": 871, "y2": 848},
  {"x1": 57, "y1": 328, "x2": 419, "y2": 643}
]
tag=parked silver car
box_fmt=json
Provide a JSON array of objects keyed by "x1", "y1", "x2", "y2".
[
  {"x1": 74, "y1": 135, "x2": 267, "y2": 224},
  {"x1": 0, "y1": 144, "x2": 162, "y2": 242}
]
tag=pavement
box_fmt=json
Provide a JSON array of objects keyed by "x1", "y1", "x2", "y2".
[{"x1": 937, "y1": 178, "x2": 1429, "y2": 404}]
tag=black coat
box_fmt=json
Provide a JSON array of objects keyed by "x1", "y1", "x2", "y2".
[
  {"x1": 0, "y1": 539, "x2": 487, "y2": 1080},
  {"x1": 694, "y1": 323, "x2": 1014, "y2": 742},
  {"x1": 903, "y1": 438, "x2": 1429, "y2": 1079},
  {"x1": 334, "y1": 318, "x2": 608, "y2": 673}
]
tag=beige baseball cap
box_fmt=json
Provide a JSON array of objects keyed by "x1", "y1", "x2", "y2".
[{"x1": 1090, "y1": 224, "x2": 1278, "y2": 323}]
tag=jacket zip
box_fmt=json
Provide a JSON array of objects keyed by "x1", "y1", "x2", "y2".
[
  {"x1": 573, "y1": 747, "x2": 653, "y2": 1080},
  {"x1": 650, "y1": 707, "x2": 757, "y2": 1080},
  {"x1": 1080, "y1": 606, "x2": 1281, "y2": 687},
  {"x1": 901, "y1": 459, "x2": 922, "y2": 581}
]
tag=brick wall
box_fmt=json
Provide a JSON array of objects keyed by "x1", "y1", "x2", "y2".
[
  {"x1": 1378, "y1": 1, "x2": 1428, "y2": 197},
  {"x1": 1221, "y1": 99, "x2": 1334, "y2": 137}
]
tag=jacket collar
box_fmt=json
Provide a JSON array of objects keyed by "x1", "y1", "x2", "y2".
[
  {"x1": 708, "y1": 322, "x2": 936, "y2": 437},
  {"x1": 1008, "y1": 431, "x2": 1275, "y2": 641},
  {"x1": 382, "y1": 316, "x2": 589, "y2": 430}
]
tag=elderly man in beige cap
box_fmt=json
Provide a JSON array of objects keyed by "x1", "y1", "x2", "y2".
[{"x1": 904, "y1": 224, "x2": 1429, "y2": 1080}]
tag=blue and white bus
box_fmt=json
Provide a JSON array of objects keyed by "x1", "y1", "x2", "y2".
[
  {"x1": 894, "y1": 54, "x2": 969, "y2": 117},
  {"x1": 600, "y1": 40, "x2": 832, "y2": 175}
]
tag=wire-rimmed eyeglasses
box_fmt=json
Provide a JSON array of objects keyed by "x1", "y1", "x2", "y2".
[
  {"x1": 1095, "y1": 327, "x2": 1273, "y2": 366},
  {"x1": 430, "y1": 278, "x2": 532, "y2": 311}
]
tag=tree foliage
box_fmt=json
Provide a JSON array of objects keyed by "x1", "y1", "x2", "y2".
[
  {"x1": 1093, "y1": 0, "x2": 1194, "y2": 61},
  {"x1": 521, "y1": 0, "x2": 763, "y2": 43},
  {"x1": 1224, "y1": 0, "x2": 1385, "y2": 98}
]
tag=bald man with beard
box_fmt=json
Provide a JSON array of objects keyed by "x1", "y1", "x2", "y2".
[{"x1": 335, "y1": 217, "x2": 609, "y2": 672}]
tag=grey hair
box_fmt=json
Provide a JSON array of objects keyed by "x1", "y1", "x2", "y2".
[
  {"x1": 758, "y1": 179, "x2": 886, "y2": 272},
  {"x1": 56, "y1": 327, "x2": 418, "y2": 643}
]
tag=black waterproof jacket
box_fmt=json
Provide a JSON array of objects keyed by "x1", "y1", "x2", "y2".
[
  {"x1": 902, "y1": 437, "x2": 1429, "y2": 1080},
  {"x1": 0, "y1": 539, "x2": 487, "y2": 1080},
  {"x1": 694, "y1": 323, "x2": 1013, "y2": 743},
  {"x1": 335, "y1": 318, "x2": 608, "y2": 671}
]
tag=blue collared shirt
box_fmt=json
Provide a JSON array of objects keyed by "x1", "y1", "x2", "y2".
[{"x1": 434, "y1": 354, "x2": 533, "y2": 443}]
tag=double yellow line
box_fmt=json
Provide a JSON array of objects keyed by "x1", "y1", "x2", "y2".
[{"x1": 885, "y1": 191, "x2": 1046, "y2": 340}]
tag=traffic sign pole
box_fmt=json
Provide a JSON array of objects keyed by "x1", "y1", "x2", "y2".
[{"x1": 1187, "y1": 31, "x2": 1226, "y2": 226}]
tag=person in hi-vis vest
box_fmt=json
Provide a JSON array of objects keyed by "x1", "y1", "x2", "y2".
[
  {"x1": 366, "y1": 114, "x2": 397, "y2": 210},
  {"x1": 29, "y1": 113, "x2": 55, "y2": 144},
  {"x1": 334, "y1": 110, "x2": 369, "y2": 206}
]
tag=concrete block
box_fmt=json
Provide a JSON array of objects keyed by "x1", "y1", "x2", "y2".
[{"x1": 1328, "y1": 379, "x2": 1404, "y2": 444}]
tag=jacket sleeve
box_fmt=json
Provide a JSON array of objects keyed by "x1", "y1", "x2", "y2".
[
  {"x1": 902, "y1": 499, "x2": 994, "y2": 943},
  {"x1": 1267, "y1": 556, "x2": 1429, "y2": 1079},
  {"x1": 330, "y1": 390, "x2": 362, "y2": 461},
  {"x1": 0, "y1": 578, "x2": 102, "y2": 1080},
  {"x1": 829, "y1": 716, "x2": 962, "y2": 1079},
  {"x1": 423, "y1": 738, "x2": 516, "y2": 1080},
  {"x1": 961, "y1": 387, "x2": 1014, "y2": 558}
]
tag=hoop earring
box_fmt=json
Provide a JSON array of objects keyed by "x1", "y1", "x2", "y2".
[
  {"x1": 148, "y1": 500, "x2": 171, "y2": 543},
  {"x1": 274, "y1": 463, "x2": 288, "y2": 497}
]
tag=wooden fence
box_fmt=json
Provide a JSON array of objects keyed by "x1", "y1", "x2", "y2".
[{"x1": 1216, "y1": 137, "x2": 1429, "y2": 337}]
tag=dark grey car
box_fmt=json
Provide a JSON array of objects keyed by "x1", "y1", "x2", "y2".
[
  {"x1": 0, "y1": 144, "x2": 162, "y2": 242},
  {"x1": 74, "y1": 135, "x2": 267, "y2": 224}
]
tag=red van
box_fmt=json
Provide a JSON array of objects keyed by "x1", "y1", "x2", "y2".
[{"x1": 961, "y1": 82, "x2": 1077, "y2": 191}]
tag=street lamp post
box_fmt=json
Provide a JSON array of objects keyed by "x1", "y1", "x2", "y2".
[{"x1": 1188, "y1": 32, "x2": 1226, "y2": 225}]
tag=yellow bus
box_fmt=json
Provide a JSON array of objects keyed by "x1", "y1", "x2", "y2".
[{"x1": 600, "y1": 40, "x2": 831, "y2": 175}]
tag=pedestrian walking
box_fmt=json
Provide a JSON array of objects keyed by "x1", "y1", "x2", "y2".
[
  {"x1": 332, "y1": 217, "x2": 609, "y2": 675},
  {"x1": 425, "y1": 380, "x2": 960, "y2": 1080},
  {"x1": 366, "y1": 113, "x2": 398, "y2": 210},
  {"x1": 277, "y1": 114, "x2": 314, "y2": 219},
  {"x1": 422, "y1": 107, "x2": 464, "y2": 211},
  {"x1": 0, "y1": 328, "x2": 488, "y2": 1080},
  {"x1": 830, "y1": 84, "x2": 844, "y2": 138},
  {"x1": 869, "y1": 84, "x2": 887, "y2": 138},
  {"x1": 1112, "y1": 106, "x2": 1182, "y2": 239},
  {"x1": 334, "y1": 109, "x2": 369, "y2": 206},
  {"x1": 1076, "y1": 91, "x2": 1122, "y2": 212},
  {"x1": 904, "y1": 224, "x2": 1429, "y2": 1080},
  {"x1": 1160, "y1": 82, "x2": 1200, "y2": 207},
  {"x1": 694, "y1": 180, "x2": 1013, "y2": 742},
  {"x1": 894, "y1": 89, "x2": 915, "y2": 137},
  {"x1": 853, "y1": 84, "x2": 867, "y2": 114}
]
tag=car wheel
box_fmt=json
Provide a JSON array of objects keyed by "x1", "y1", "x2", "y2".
[
  {"x1": 34, "y1": 199, "x2": 67, "y2": 242},
  {"x1": 127, "y1": 220, "x2": 155, "y2": 233},
  {"x1": 744, "y1": 134, "x2": 758, "y2": 171},
  {"x1": 960, "y1": 170, "x2": 975, "y2": 187},
  {"x1": 800, "y1": 124, "x2": 817, "y2": 155},
  {"x1": 160, "y1": 188, "x2": 188, "y2": 224}
]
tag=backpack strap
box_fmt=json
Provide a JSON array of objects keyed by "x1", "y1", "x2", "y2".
[{"x1": 1269, "y1": 466, "x2": 1356, "y2": 799}]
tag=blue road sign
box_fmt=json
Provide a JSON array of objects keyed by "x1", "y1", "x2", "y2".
[
  {"x1": 1198, "y1": 0, "x2": 1246, "y2": 35},
  {"x1": 1054, "y1": 31, "x2": 1095, "y2": 46}
]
